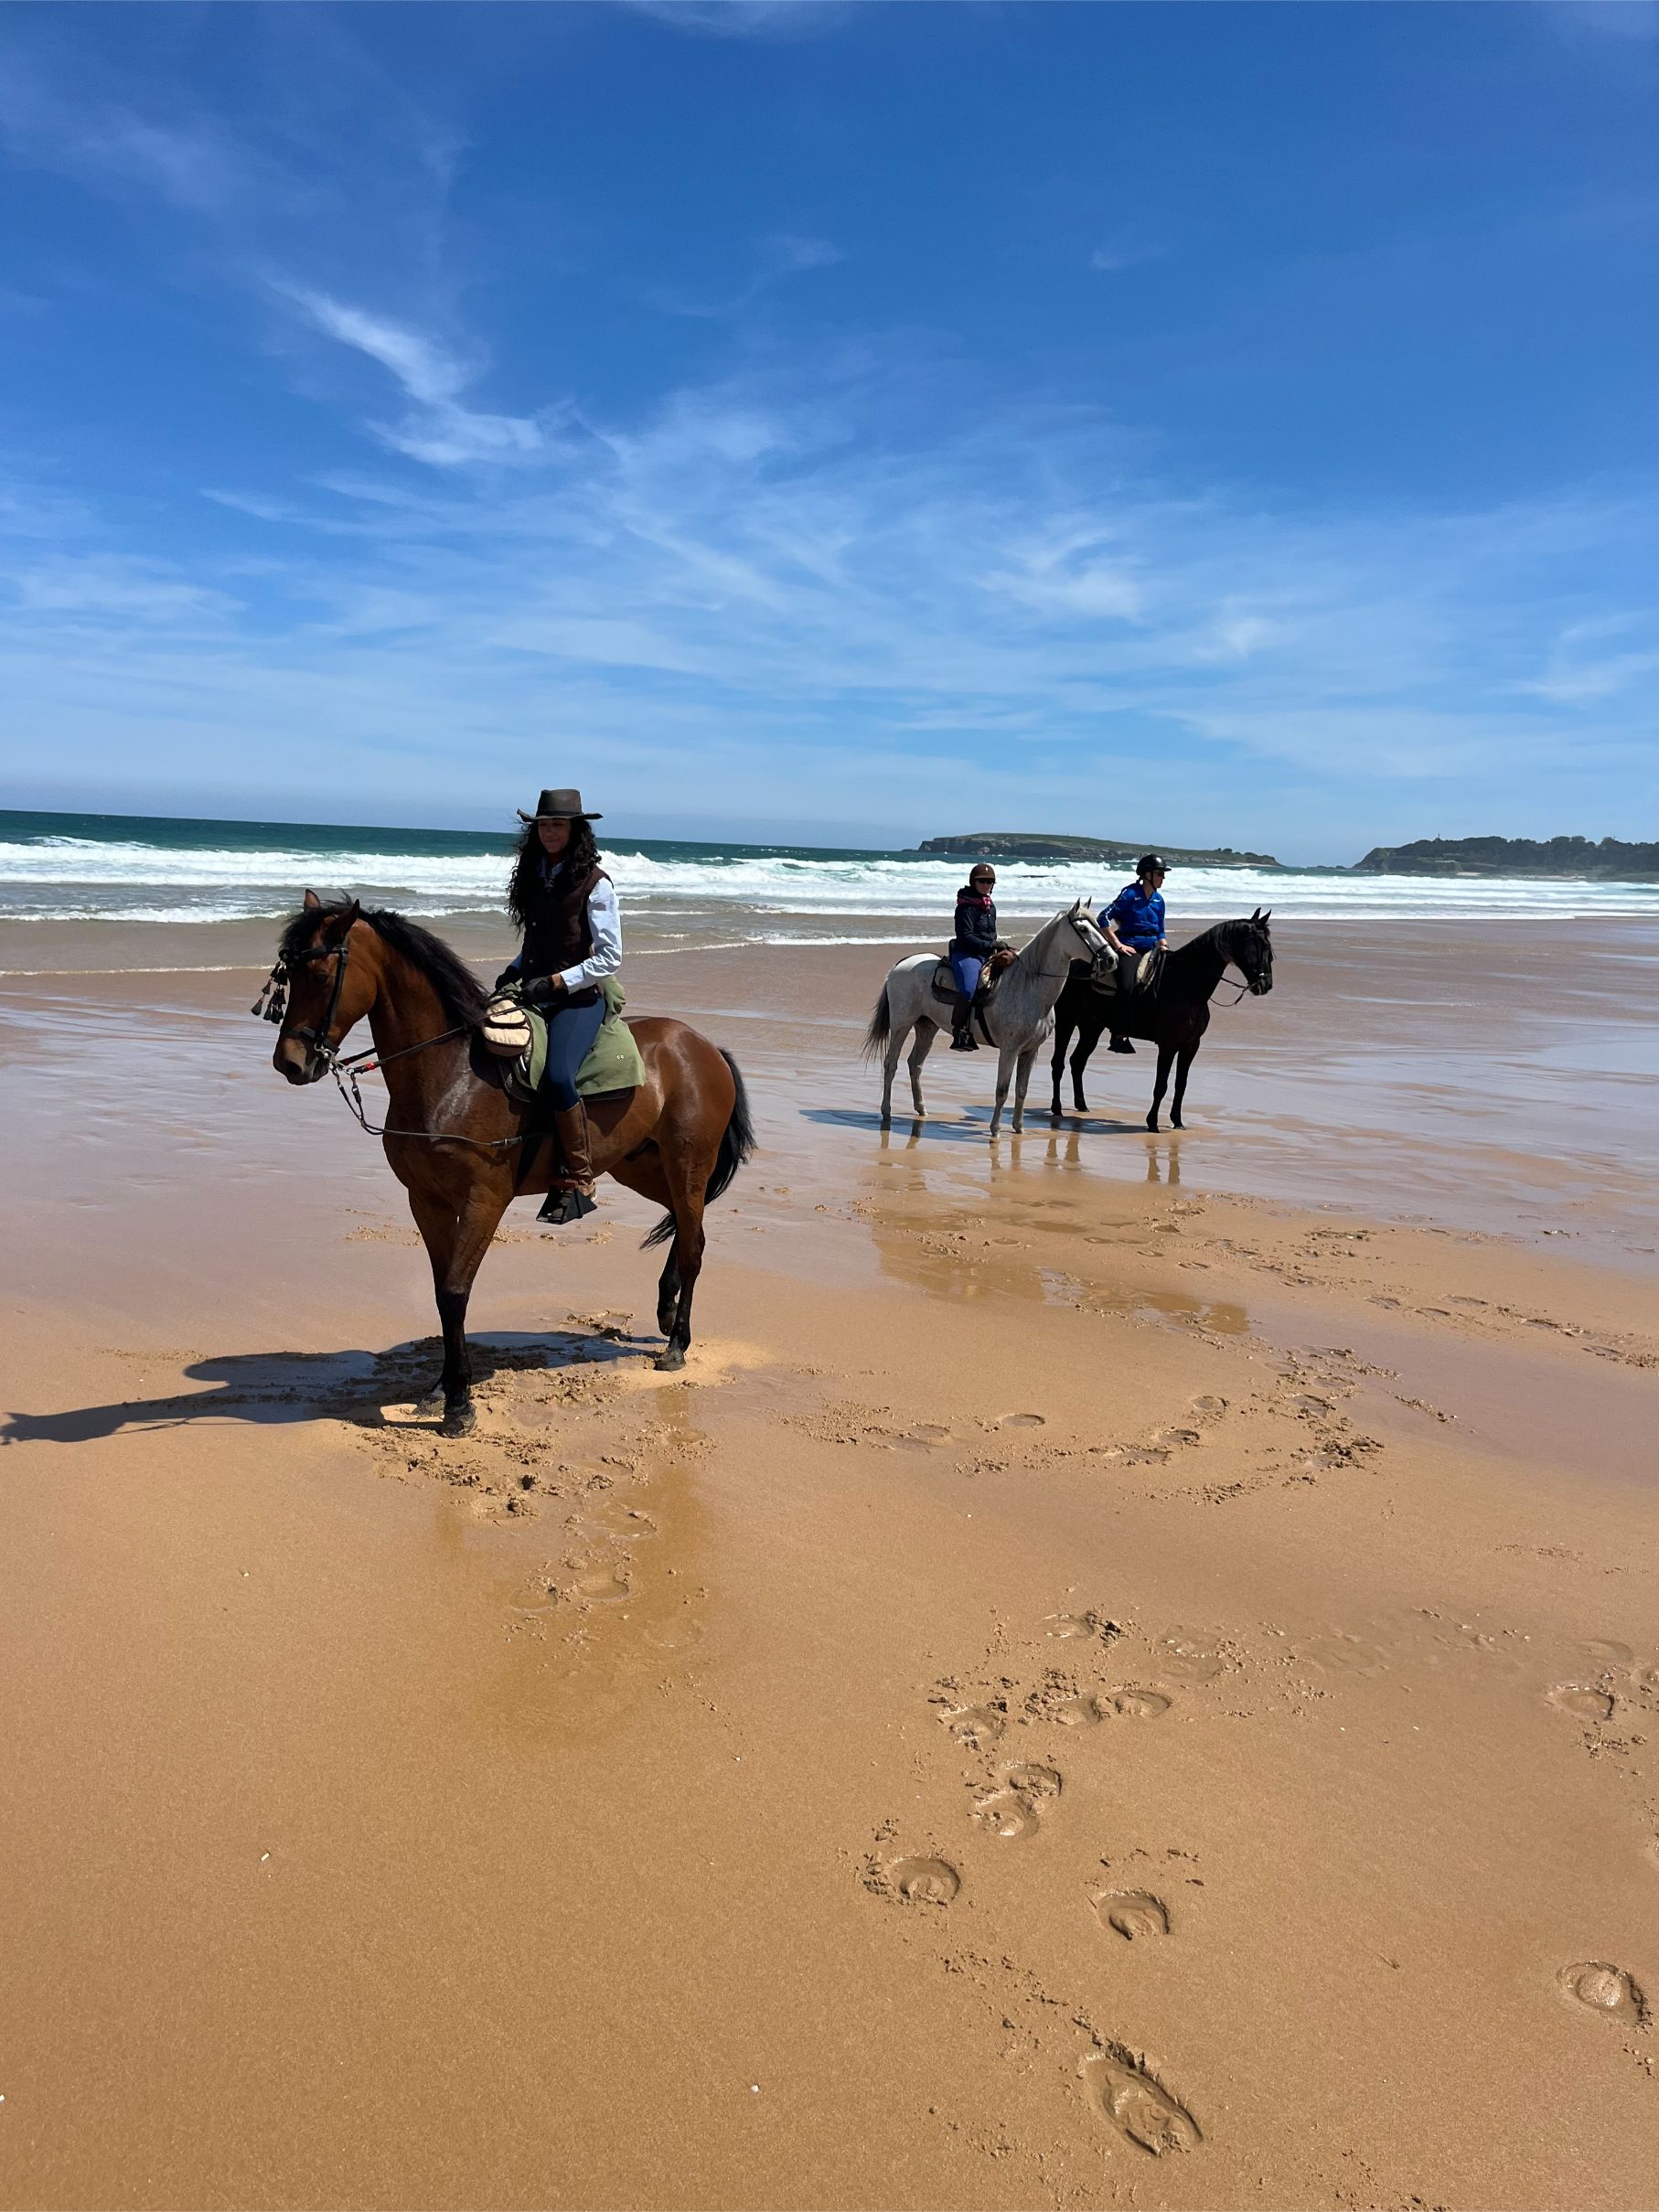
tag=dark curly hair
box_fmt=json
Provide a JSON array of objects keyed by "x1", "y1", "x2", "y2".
[{"x1": 506, "y1": 816, "x2": 600, "y2": 932}]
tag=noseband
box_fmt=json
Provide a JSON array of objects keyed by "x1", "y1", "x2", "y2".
[{"x1": 252, "y1": 935, "x2": 351, "y2": 1059}]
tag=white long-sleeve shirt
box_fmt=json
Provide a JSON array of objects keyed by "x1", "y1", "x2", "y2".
[{"x1": 557, "y1": 874, "x2": 622, "y2": 992}]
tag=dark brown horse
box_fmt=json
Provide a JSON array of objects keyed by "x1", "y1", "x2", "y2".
[
  {"x1": 1049, "y1": 910, "x2": 1274, "y2": 1131},
  {"x1": 267, "y1": 892, "x2": 753, "y2": 1432}
]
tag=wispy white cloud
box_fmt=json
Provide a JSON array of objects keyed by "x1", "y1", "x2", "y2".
[
  {"x1": 280, "y1": 286, "x2": 551, "y2": 466},
  {"x1": 618, "y1": 1, "x2": 854, "y2": 40}
]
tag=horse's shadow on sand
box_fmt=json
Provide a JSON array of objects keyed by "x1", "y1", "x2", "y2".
[{"x1": 0, "y1": 1326, "x2": 658, "y2": 1449}]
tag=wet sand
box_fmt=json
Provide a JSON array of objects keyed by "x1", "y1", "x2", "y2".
[{"x1": 2, "y1": 921, "x2": 1657, "y2": 2209}]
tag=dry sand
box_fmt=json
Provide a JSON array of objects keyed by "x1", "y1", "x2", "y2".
[{"x1": 1, "y1": 921, "x2": 1657, "y2": 2209}]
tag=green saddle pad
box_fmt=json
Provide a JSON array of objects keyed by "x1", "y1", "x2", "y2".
[{"x1": 522, "y1": 975, "x2": 644, "y2": 1098}]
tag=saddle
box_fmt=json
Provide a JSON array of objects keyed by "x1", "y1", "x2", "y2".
[
  {"x1": 491, "y1": 978, "x2": 645, "y2": 1106},
  {"x1": 1076, "y1": 946, "x2": 1165, "y2": 999},
  {"x1": 929, "y1": 944, "x2": 1013, "y2": 1007}
]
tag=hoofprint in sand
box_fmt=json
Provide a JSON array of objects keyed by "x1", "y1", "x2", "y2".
[{"x1": 1, "y1": 927, "x2": 1657, "y2": 2209}]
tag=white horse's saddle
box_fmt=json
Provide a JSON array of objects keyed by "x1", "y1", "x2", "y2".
[{"x1": 930, "y1": 951, "x2": 1011, "y2": 1005}]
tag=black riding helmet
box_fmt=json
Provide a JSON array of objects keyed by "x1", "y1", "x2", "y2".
[{"x1": 1137, "y1": 853, "x2": 1167, "y2": 876}]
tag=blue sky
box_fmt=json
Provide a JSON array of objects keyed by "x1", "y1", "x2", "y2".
[{"x1": 1, "y1": 1, "x2": 1655, "y2": 860}]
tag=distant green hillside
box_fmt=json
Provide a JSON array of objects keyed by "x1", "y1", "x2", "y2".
[
  {"x1": 916, "y1": 832, "x2": 1280, "y2": 868},
  {"x1": 1354, "y1": 836, "x2": 1659, "y2": 881}
]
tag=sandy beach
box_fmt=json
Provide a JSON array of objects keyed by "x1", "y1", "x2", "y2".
[{"x1": 3, "y1": 916, "x2": 1658, "y2": 2209}]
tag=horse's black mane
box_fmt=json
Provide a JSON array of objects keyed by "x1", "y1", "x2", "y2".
[{"x1": 281, "y1": 900, "x2": 489, "y2": 1026}]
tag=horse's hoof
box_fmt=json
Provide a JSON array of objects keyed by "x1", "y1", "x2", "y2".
[
  {"x1": 1170, "y1": 1116, "x2": 1183, "y2": 1130},
  {"x1": 439, "y1": 1403, "x2": 476, "y2": 1438},
  {"x1": 654, "y1": 1347, "x2": 686, "y2": 1373},
  {"x1": 1145, "y1": 1118, "x2": 1160, "y2": 1134}
]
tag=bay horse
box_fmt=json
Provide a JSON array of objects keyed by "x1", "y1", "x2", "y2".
[
  {"x1": 1049, "y1": 910, "x2": 1274, "y2": 1132},
  {"x1": 864, "y1": 902, "x2": 1110, "y2": 1136},
  {"x1": 266, "y1": 892, "x2": 753, "y2": 1432}
]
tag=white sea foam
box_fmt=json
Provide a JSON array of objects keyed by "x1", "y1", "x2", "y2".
[{"x1": 0, "y1": 836, "x2": 1654, "y2": 926}]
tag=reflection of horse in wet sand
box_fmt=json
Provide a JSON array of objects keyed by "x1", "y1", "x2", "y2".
[
  {"x1": 265, "y1": 894, "x2": 753, "y2": 1433},
  {"x1": 864, "y1": 903, "x2": 1110, "y2": 1136},
  {"x1": 1050, "y1": 911, "x2": 1275, "y2": 1132}
]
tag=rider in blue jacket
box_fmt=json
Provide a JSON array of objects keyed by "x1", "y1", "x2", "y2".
[{"x1": 1103, "y1": 854, "x2": 1168, "y2": 1053}]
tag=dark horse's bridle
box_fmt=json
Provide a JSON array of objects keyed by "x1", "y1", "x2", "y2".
[
  {"x1": 253, "y1": 927, "x2": 530, "y2": 1149},
  {"x1": 252, "y1": 932, "x2": 353, "y2": 1056}
]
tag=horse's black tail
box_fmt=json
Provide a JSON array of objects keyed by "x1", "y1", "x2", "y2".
[
  {"x1": 641, "y1": 1052, "x2": 755, "y2": 1249},
  {"x1": 862, "y1": 984, "x2": 893, "y2": 1062}
]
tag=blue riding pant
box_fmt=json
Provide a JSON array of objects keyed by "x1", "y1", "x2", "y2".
[
  {"x1": 949, "y1": 951, "x2": 984, "y2": 998},
  {"x1": 541, "y1": 991, "x2": 606, "y2": 1110}
]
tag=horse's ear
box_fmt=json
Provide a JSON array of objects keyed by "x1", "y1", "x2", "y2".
[
  {"x1": 1260, "y1": 908, "x2": 1271, "y2": 924},
  {"x1": 303, "y1": 888, "x2": 321, "y2": 910}
]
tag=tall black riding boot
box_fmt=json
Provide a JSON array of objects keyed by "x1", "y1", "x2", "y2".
[
  {"x1": 949, "y1": 994, "x2": 979, "y2": 1051},
  {"x1": 538, "y1": 1102, "x2": 598, "y2": 1224}
]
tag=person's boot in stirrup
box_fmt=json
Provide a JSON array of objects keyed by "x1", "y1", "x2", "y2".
[
  {"x1": 538, "y1": 1102, "x2": 598, "y2": 1224},
  {"x1": 949, "y1": 993, "x2": 979, "y2": 1050}
]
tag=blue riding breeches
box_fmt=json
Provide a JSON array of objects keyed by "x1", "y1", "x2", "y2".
[
  {"x1": 949, "y1": 951, "x2": 984, "y2": 999},
  {"x1": 541, "y1": 991, "x2": 606, "y2": 1110}
]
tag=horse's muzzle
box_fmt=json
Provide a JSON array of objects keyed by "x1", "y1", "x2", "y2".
[{"x1": 273, "y1": 1036, "x2": 325, "y2": 1085}]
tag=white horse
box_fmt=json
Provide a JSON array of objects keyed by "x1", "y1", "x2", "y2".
[{"x1": 864, "y1": 902, "x2": 1110, "y2": 1136}]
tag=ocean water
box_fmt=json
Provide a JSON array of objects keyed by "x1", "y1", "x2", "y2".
[{"x1": 1, "y1": 808, "x2": 1655, "y2": 935}]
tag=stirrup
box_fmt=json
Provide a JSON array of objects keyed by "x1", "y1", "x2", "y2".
[{"x1": 537, "y1": 1186, "x2": 597, "y2": 1226}]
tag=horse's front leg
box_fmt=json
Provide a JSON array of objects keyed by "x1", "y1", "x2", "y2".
[
  {"x1": 907, "y1": 1020, "x2": 937, "y2": 1118},
  {"x1": 1146, "y1": 1042, "x2": 1177, "y2": 1134},
  {"x1": 1170, "y1": 1043, "x2": 1198, "y2": 1129},
  {"x1": 989, "y1": 1046, "x2": 1016, "y2": 1138},
  {"x1": 1072, "y1": 1018, "x2": 1101, "y2": 1114},
  {"x1": 1011, "y1": 1044, "x2": 1039, "y2": 1134},
  {"x1": 1050, "y1": 1009, "x2": 1075, "y2": 1117},
  {"x1": 411, "y1": 1181, "x2": 509, "y2": 1435}
]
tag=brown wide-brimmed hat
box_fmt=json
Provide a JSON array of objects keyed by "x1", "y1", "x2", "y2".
[{"x1": 518, "y1": 786, "x2": 602, "y2": 822}]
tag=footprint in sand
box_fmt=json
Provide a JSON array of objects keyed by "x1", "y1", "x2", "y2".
[
  {"x1": 571, "y1": 1565, "x2": 633, "y2": 1604},
  {"x1": 1152, "y1": 1427, "x2": 1202, "y2": 1449},
  {"x1": 941, "y1": 1702, "x2": 1007, "y2": 1750},
  {"x1": 1004, "y1": 1761, "x2": 1063, "y2": 1801},
  {"x1": 891, "y1": 1856, "x2": 961, "y2": 1905},
  {"x1": 972, "y1": 1790, "x2": 1040, "y2": 1840},
  {"x1": 1547, "y1": 1683, "x2": 1616, "y2": 1721},
  {"x1": 1156, "y1": 1631, "x2": 1226, "y2": 1683},
  {"x1": 1103, "y1": 1687, "x2": 1172, "y2": 1719},
  {"x1": 1056, "y1": 1694, "x2": 1106, "y2": 1728},
  {"x1": 1190, "y1": 1395, "x2": 1228, "y2": 1418},
  {"x1": 1079, "y1": 2048, "x2": 1201, "y2": 2155},
  {"x1": 1579, "y1": 1639, "x2": 1634, "y2": 1668},
  {"x1": 1093, "y1": 1889, "x2": 1170, "y2": 1941},
  {"x1": 1558, "y1": 1961, "x2": 1647, "y2": 2025},
  {"x1": 1000, "y1": 1412, "x2": 1047, "y2": 1429},
  {"x1": 1056, "y1": 1688, "x2": 1172, "y2": 1726},
  {"x1": 1044, "y1": 1613, "x2": 1097, "y2": 1641}
]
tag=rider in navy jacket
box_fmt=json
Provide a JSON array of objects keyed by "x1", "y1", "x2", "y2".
[{"x1": 947, "y1": 865, "x2": 999, "y2": 1051}]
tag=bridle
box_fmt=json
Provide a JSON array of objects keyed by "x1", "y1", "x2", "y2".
[
  {"x1": 254, "y1": 927, "x2": 530, "y2": 1150},
  {"x1": 253, "y1": 933, "x2": 353, "y2": 1057}
]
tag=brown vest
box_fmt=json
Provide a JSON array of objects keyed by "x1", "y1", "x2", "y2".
[{"x1": 521, "y1": 863, "x2": 607, "y2": 986}]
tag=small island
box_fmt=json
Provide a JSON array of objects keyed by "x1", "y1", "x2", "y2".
[
  {"x1": 1353, "y1": 835, "x2": 1659, "y2": 881},
  {"x1": 915, "y1": 832, "x2": 1281, "y2": 868}
]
